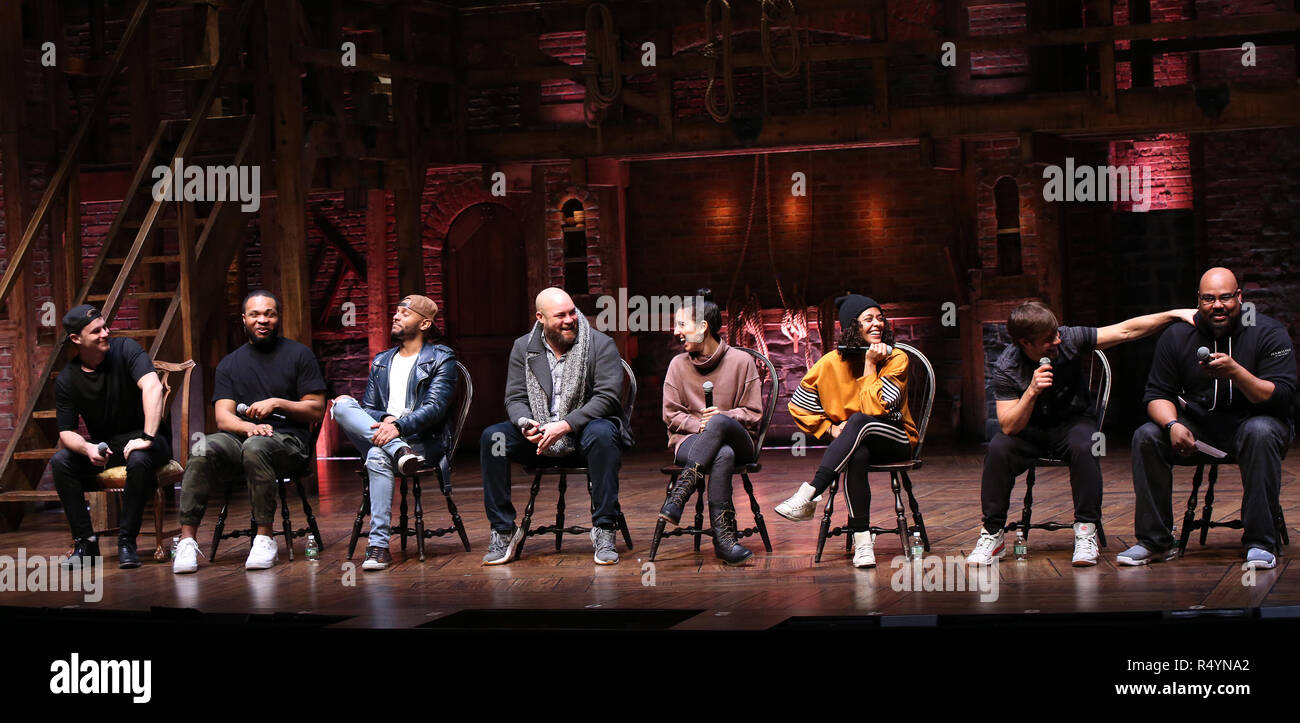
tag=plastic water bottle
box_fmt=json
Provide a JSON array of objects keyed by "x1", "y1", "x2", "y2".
[
  {"x1": 305, "y1": 534, "x2": 320, "y2": 562},
  {"x1": 170, "y1": 536, "x2": 180, "y2": 559},
  {"x1": 910, "y1": 531, "x2": 924, "y2": 559},
  {"x1": 1014, "y1": 531, "x2": 1027, "y2": 561}
]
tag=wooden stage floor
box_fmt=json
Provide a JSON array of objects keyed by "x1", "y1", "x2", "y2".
[{"x1": 2, "y1": 444, "x2": 1298, "y2": 630}]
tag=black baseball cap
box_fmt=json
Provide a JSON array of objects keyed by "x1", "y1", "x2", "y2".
[{"x1": 62, "y1": 304, "x2": 102, "y2": 337}]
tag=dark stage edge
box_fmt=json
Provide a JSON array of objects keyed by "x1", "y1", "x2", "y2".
[{"x1": 4, "y1": 603, "x2": 1295, "y2": 710}]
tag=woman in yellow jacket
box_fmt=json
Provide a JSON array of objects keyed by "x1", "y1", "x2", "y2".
[{"x1": 775, "y1": 294, "x2": 918, "y2": 567}]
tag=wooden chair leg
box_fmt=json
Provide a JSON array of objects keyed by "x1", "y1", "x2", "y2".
[
  {"x1": 890, "y1": 472, "x2": 909, "y2": 557},
  {"x1": 413, "y1": 475, "x2": 427, "y2": 562},
  {"x1": 153, "y1": 487, "x2": 167, "y2": 561},
  {"x1": 1199, "y1": 465, "x2": 1218, "y2": 546},
  {"x1": 615, "y1": 502, "x2": 633, "y2": 550},
  {"x1": 517, "y1": 472, "x2": 544, "y2": 557},
  {"x1": 1097, "y1": 520, "x2": 1108, "y2": 548},
  {"x1": 278, "y1": 480, "x2": 294, "y2": 561},
  {"x1": 348, "y1": 476, "x2": 369, "y2": 560},
  {"x1": 815, "y1": 477, "x2": 837, "y2": 563},
  {"x1": 294, "y1": 476, "x2": 324, "y2": 552},
  {"x1": 399, "y1": 479, "x2": 409, "y2": 552},
  {"x1": 692, "y1": 485, "x2": 705, "y2": 552},
  {"x1": 1178, "y1": 464, "x2": 1205, "y2": 558},
  {"x1": 900, "y1": 471, "x2": 929, "y2": 552},
  {"x1": 555, "y1": 472, "x2": 568, "y2": 551},
  {"x1": 1020, "y1": 467, "x2": 1036, "y2": 542},
  {"x1": 210, "y1": 484, "x2": 234, "y2": 561},
  {"x1": 649, "y1": 518, "x2": 667, "y2": 561},
  {"x1": 741, "y1": 473, "x2": 772, "y2": 552},
  {"x1": 444, "y1": 488, "x2": 471, "y2": 552}
]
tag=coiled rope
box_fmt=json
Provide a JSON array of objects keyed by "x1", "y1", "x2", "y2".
[
  {"x1": 703, "y1": 0, "x2": 734, "y2": 123},
  {"x1": 583, "y1": 2, "x2": 622, "y2": 128}
]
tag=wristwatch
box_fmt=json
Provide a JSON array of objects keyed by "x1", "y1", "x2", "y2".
[{"x1": 1163, "y1": 419, "x2": 1183, "y2": 434}]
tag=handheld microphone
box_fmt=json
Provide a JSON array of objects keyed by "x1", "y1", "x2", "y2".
[
  {"x1": 1196, "y1": 346, "x2": 1211, "y2": 364},
  {"x1": 1038, "y1": 357, "x2": 1051, "y2": 367},
  {"x1": 237, "y1": 402, "x2": 287, "y2": 422},
  {"x1": 703, "y1": 381, "x2": 714, "y2": 409},
  {"x1": 96, "y1": 442, "x2": 110, "y2": 457}
]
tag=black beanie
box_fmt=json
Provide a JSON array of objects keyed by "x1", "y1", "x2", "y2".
[{"x1": 836, "y1": 294, "x2": 881, "y2": 332}]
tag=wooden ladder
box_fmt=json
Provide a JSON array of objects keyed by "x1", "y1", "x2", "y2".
[{"x1": 0, "y1": 0, "x2": 260, "y2": 532}]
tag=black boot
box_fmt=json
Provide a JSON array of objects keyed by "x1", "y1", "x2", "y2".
[
  {"x1": 710, "y1": 501, "x2": 753, "y2": 565},
  {"x1": 118, "y1": 535, "x2": 141, "y2": 569},
  {"x1": 659, "y1": 463, "x2": 703, "y2": 526},
  {"x1": 60, "y1": 537, "x2": 100, "y2": 570}
]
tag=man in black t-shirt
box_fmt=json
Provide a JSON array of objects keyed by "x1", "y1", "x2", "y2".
[
  {"x1": 966, "y1": 301, "x2": 1195, "y2": 568},
  {"x1": 53, "y1": 305, "x2": 171, "y2": 569},
  {"x1": 173, "y1": 290, "x2": 326, "y2": 574}
]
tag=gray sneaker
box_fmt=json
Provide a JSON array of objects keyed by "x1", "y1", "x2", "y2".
[
  {"x1": 482, "y1": 527, "x2": 523, "y2": 566},
  {"x1": 1116, "y1": 544, "x2": 1176, "y2": 566},
  {"x1": 590, "y1": 527, "x2": 619, "y2": 565}
]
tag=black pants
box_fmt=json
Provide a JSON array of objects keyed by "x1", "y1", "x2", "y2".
[
  {"x1": 179, "y1": 431, "x2": 310, "y2": 528},
  {"x1": 980, "y1": 415, "x2": 1101, "y2": 532},
  {"x1": 480, "y1": 418, "x2": 623, "y2": 533},
  {"x1": 1132, "y1": 414, "x2": 1292, "y2": 552},
  {"x1": 674, "y1": 414, "x2": 756, "y2": 506},
  {"x1": 51, "y1": 436, "x2": 173, "y2": 541},
  {"x1": 809, "y1": 413, "x2": 911, "y2": 532}
]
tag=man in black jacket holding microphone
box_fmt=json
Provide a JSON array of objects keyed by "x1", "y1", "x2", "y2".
[
  {"x1": 967, "y1": 301, "x2": 1195, "y2": 567},
  {"x1": 1122, "y1": 268, "x2": 1296, "y2": 569},
  {"x1": 172, "y1": 290, "x2": 326, "y2": 573}
]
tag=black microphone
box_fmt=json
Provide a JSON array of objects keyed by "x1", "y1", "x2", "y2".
[
  {"x1": 1196, "y1": 346, "x2": 1211, "y2": 364},
  {"x1": 237, "y1": 402, "x2": 286, "y2": 422},
  {"x1": 96, "y1": 442, "x2": 110, "y2": 457},
  {"x1": 703, "y1": 381, "x2": 714, "y2": 409}
]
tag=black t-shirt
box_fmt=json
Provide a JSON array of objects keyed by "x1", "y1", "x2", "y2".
[
  {"x1": 990, "y1": 325, "x2": 1099, "y2": 429},
  {"x1": 212, "y1": 336, "x2": 327, "y2": 445},
  {"x1": 56, "y1": 337, "x2": 157, "y2": 446}
]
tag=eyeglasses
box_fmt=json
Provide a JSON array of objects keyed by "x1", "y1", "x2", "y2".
[{"x1": 1197, "y1": 291, "x2": 1239, "y2": 305}]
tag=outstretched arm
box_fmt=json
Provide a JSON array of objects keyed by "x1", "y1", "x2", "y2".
[{"x1": 1096, "y1": 309, "x2": 1195, "y2": 350}]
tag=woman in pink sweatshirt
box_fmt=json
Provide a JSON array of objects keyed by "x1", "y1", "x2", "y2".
[{"x1": 661, "y1": 289, "x2": 764, "y2": 564}]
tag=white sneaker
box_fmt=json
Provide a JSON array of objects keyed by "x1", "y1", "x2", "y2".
[
  {"x1": 852, "y1": 531, "x2": 876, "y2": 568},
  {"x1": 966, "y1": 528, "x2": 1006, "y2": 566},
  {"x1": 172, "y1": 537, "x2": 201, "y2": 574},
  {"x1": 775, "y1": 482, "x2": 819, "y2": 522},
  {"x1": 244, "y1": 534, "x2": 279, "y2": 570},
  {"x1": 1072, "y1": 522, "x2": 1100, "y2": 567}
]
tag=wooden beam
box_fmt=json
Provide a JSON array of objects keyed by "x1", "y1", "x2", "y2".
[
  {"x1": 466, "y1": 84, "x2": 1300, "y2": 161},
  {"x1": 299, "y1": 46, "x2": 455, "y2": 84},
  {"x1": 266, "y1": 0, "x2": 311, "y2": 343},
  {"x1": 392, "y1": 1, "x2": 426, "y2": 297},
  {"x1": 365, "y1": 189, "x2": 390, "y2": 358}
]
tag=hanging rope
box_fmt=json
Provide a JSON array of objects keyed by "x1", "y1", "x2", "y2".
[
  {"x1": 760, "y1": 0, "x2": 802, "y2": 79},
  {"x1": 583, "y1": 2, "x2": 622, "y2": 128},
  {"x1": 764, "y1": 154, "x2": 811, "y2": 368},
  {"x1": 703, "y1": 0, "x2": 734, "y2": 123},
  {"x1": 729, "y1": 290, "x2": 769, "y2": 360},
  {"x1": 725, "y1": 155, "x2": 761, "y2": 308}
]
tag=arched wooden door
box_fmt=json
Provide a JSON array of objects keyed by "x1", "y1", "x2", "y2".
[{"x1": 444, "y1": 203, "x2": 528, "y2": 449}]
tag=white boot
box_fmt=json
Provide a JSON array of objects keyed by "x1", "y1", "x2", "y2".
[
  {"x1": 775, "y1": 482, "x2": 819, "y2": 522},
  {"x1": 852, "y1": 531, "x2": 876, "y2": 568}
]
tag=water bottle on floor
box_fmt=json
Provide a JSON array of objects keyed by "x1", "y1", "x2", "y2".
[
  {"x1": 1014, "y1": 531, "x2": 1027, "y2": 561},
  {"x1": 170, "y1": 536, "x2": 180, "y2": 560},
  {"x1": 305, "y1": 534, "x2": 320, "y2": 562},
  {"x1": 910, "y1": 531, "x2": 924, "y2": 559}
]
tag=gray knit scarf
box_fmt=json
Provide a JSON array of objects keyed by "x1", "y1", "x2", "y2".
[{"x1": 525, "y1": 313, "x2": 591, "y2": 457}]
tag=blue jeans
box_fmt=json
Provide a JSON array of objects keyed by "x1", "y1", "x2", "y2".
[{"x1": 333, "y1": 396, "x2": 415, "y2": 549}]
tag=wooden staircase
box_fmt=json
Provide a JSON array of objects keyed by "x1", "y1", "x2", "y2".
[{"x1": 0, "y1": 0, "x2": 259, "y2": 532}]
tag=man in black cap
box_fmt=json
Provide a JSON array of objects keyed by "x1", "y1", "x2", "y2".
[
  {"x1": 966, "y1": 301, "x2": 1195, "y2": 568},
  {"x1": 52, "y1": 304, "x2": 171, "y2": 568}
]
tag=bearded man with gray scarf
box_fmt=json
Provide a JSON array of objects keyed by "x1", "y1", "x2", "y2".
[{"x1": 479, "y1": 288, "x2": 634, "y2": 566}]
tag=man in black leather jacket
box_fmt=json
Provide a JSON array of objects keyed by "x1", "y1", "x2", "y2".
[{"x1": 331, "y1": 295, "x2": 458, "y2": 570}]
